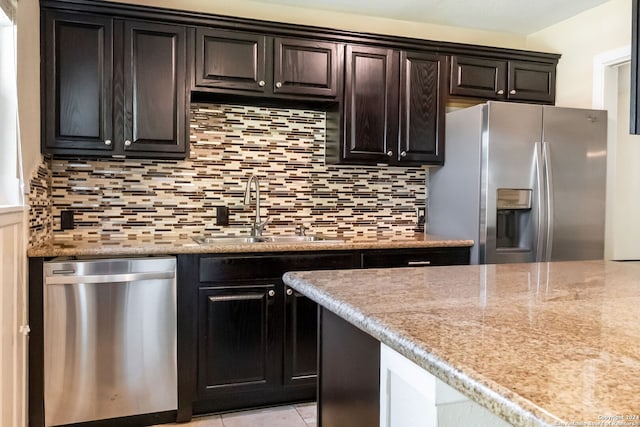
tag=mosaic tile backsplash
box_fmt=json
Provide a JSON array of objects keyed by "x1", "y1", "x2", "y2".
[{"x1": 29, "y1": 103, "x2": 427, "y2": 243}]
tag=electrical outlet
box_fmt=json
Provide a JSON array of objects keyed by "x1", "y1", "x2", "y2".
[
  {"x1": 215, "y1": 206, "x2": 229, "y2": 226},
  {"x1": 61, "y1": 210, "x2": 74, "y2": 230},
  {"x1": 416, "y1": 207, "x2": 426, "y2": 228}
]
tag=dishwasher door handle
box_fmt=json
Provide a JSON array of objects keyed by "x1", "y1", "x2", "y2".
[{"x1": 45, "y1": 271, "x2": 175, "y2": 285}]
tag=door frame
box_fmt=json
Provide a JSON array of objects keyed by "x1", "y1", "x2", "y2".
[{"x1": 592, "y1": 46, "x2": 630, "y2": 260}]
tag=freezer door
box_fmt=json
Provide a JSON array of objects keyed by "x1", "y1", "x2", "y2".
[
  {"x1": 483, "y1": 102, "x2": 544, "y2": 264},
  {"x1": 542, "y1": 106, "x2": 607, "y2": 261}
]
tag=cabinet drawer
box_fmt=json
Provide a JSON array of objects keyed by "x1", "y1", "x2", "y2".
[
  {"x1": 200, "y1": 252, "x2": 356, "y2": 282},
  {"x1": 360, "y1": 248, "x2": 470, "y2": 268}
]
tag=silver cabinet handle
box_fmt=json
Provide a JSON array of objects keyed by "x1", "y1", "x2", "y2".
[
  {"x1": 275, "y1": 82, "x2": 282, "y2": 88},
  {"x1": 496, "y1": 89, "x2": 504, "y2": 95},
  {"x1": 400, "y1": 151, "x2": 407, "y2": 157},
  {"x1": 258, "y1": 80, "x2": 266, "y2": 87},
  {"x1": 387, "y1": 150, "x2": 393, "y2": 157},
  {"x1": 52, "y1": 269, "x2": 76, "y2": 275},
  {"x1": 268, "y1": 289, "x2": 276, "y2": 297},
  {"x1": 286, "y1": 288, "x2": 293, "y2": 296},
  {"x1": 104, "y1": 139, "x2": 112, "y2": 146},
  {"x1": 510, "y1": 89, "x2": 516, "y2": 95},
  {"x1": 407, "y1": 261, "x2": 431, "y2": 266},
  {"x1": 209, "y1": 294, "x2": 262, "y2": 303},
  {"x1": 124, "y1": 140, "x2": 132, "y2": 146}
]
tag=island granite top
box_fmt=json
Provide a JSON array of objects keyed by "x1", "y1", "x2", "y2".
[
  {"x1": 283, "y1": 260, "x2": 640, "y2": 427},
  {"x1": 27, "y1": 233, "x2": 472, "y2": 257}
]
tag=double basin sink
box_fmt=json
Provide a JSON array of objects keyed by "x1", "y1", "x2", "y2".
[{"x1": 193, "y1": 235, "x2": 343, "y2": 245}]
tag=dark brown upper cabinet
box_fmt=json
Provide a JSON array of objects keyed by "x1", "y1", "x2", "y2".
[
  {"x1": 194, "y1": 28, "x2": 267, "y2": 93},
  {"x1": 333, "y1": 46, "x2": 445, "y2": 166},
  {"x1": 341, "y1": 45, "x2": 399, "y2": 165},
  {"x1": 450, "y1": 55, "x2": 556, "y2": 104},
  {"x1": 42, "y1": 10, "x2": 189, "y2": 158},
  {"x1": 194, "y1": 28, "x2": 342, "y2": 100},
  {"x1": 123, "y1": 21, "x2": 188, "y2": 156},
  {"x1": 399, "y1": 51, "x2": 446, "y2": 165},
  {"x1": 43, "y1": 11, "x2": 114, "y2": 155},
  {"x1": 273, "y1": 38, "x2": 341, "y2": 98}
]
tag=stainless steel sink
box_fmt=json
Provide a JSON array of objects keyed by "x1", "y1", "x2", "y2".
[
  {"x1": 192, "y1": 236, "x2": 264, "y2": 244},
  {"x1": 261, "y1": 235, "x2": 339, "y2": 243},
  {"x1": 192, "y1": 235, "x2": 343, "y2": 245}
]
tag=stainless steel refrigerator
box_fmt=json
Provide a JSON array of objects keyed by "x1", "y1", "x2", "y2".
[{"x1": 428, "y1": 101, "x2": 607, "y2": 264}]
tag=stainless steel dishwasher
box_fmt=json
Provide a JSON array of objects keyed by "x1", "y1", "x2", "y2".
[{"x1": 43, "y1": 256, "x2": 177, "y2": 426}]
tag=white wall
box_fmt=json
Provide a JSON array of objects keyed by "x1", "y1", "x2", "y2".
[
  {"x1": 16, "y1": 0, "x2": 40, "y2": 187},
  {"x1": 105, "y1": 0, "x2": 529, "y2": 49},
  {"x1": 526, "y1": 0, "x2": 631, "y2": 108},
  {"x1": 607, "y1": 63, "x2": 640, "y2": 259}
]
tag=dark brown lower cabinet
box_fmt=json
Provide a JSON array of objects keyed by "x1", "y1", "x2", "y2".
[
  {"x1": 197, "y1": 283, "x2": 281, "y2": 402},
  {"x1": 284, "y1": 288, "x2": 318, "y2": 391},
  {"x1": 192, "y1": 252, "x2": 356, "y2": 415},
  {"x1": 187, "y1": 246, "x2": 469, "y2": 418}
]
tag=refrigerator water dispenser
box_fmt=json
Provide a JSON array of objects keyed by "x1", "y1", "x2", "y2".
[{"x1": 496, "y1": 189, "x2": 533, "y2": 250}]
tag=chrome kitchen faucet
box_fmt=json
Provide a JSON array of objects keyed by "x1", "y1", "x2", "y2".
[{"x1": 244, "y1": 175, "x2": 270, "y2": 237}]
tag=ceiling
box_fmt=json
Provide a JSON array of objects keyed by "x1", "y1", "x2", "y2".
[{"x1": 248, "y1": 0, "x2": 610, "y2": 35}]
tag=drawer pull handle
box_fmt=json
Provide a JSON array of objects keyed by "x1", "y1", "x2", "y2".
[
  {"x1": 407, "y1": 261, "x2": 431, "y2": 266},
  {"x1": 268, "y1": 290, "x2": 276, "y2": 297},
  {"x1": 286, "y1": 288, "x2": 293, "y2": 296}
]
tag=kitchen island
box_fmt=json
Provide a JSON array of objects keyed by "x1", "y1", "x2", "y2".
[{"x1": 283, "y1": 260, "x2": 640, "y2": 427}]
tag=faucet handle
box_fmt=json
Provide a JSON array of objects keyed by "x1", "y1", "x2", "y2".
[
  {"x1": 295, "y1": 223, "x2": 308, "y2": 236},
  {"x1": 257, "y1": 216, "x2": 271, "y2": 232}
]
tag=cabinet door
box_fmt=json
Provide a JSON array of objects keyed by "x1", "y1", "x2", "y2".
[
  {"x1": 507, "y1": 61, "x2": 556, "y2": 103},
  {"x1": 343, "y1": 45, "x2": 399, "y2": 164},
  {"x1": 42, "y1": 11, "x2": 114, "y2": 154},
  {"x1": 449, "y1": 56, "x2": 506, "y2": 99},
  {"x1": 197, "y1": 284, "x2": 280, "y2": 398},
  {"x1": 284, "y1": 287, "x2": 317, "y2": 391},
  {"x1": 273, "y1": 38, "x2": 341, "y2": 98},
  {"x1": 399, "y1": 51, "x2": 446, "y2": 165},
  {"x1": 194, "y1": 28, "x2": 267, "y2": 93},
  {"x1": 123, "y1": 21, "x2": 187, "y2": 156}
]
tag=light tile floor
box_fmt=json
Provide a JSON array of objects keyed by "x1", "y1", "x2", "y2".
[{"x1": 157, "y1": 403, "x2": 317, "y2": 427}]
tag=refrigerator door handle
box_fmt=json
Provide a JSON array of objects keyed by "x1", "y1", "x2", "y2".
[
  {"x1": 542, "y1": 141, "x2": 554, "y2": 261},
  {"x1": 534, "y1": 142, "x2": 545, "y2": 262}
]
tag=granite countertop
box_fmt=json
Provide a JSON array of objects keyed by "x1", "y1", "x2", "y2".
[
  {"x1": 283, "y1": 260, "x2": 640, "y2": 427},
  {"x1": 27, "y1": 233, "x2": 473, "y2": 257}
]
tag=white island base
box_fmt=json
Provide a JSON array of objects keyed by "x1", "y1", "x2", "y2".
[{"x1": 380, "y1": 344, "x2": 510, "y2": 427}]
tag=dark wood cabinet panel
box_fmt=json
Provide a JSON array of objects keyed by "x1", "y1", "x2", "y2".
[
  {"x1": 360, "y1": 247, "x2": 470, "y2": 268},
  {"x1": 450, "y1": 55, "x2": 556, "y2": 104},
  {"x1": 199, "y1": 253, "x2": 355, "y2": 282},
  {"x1": 319, "y1": 307, "x2": 380, "y2": 427},
  {"x1": 507, "y1": 60, "x2": 556, "y2": 103},
  {"x1": 399, "y1": 51, "x2": 446, "y2": 165},
  {"x1": 194, "y1": 30, "x2": 341, "y2": 100},
  {"x1": 42, "y1": 11, "x2": 114, "y2": 153},
  {"x1": 273, "y1": 38, "x2": 341, "y2": 98},
  {"x1": 343, "y1": 45, "x2": 399, "y2": 164},
  {"x1": 194, "y1": 28, "x2": 267, "y2": 93},
  {"x1": 123, "y1": 21, "x2": 188, "y2": 154},
  {"x1": 41, "y1": 9, "x2": 189, "y2": 158},
  {"x1": 449, "y1": 55, "x2": 506, "y2": 99},
  {"x1": 194, "y1": 251, "x2": 355, "y2": 412},
  {"x1": 284, "y1": 288, "x2": 317, "y2": 390},
  {"x1": 197, "y1": 284, "x2": 281, "y2": 398}
]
